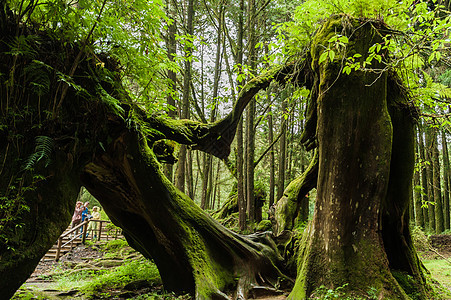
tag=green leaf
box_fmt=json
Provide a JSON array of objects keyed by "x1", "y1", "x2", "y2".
[
  {"x1": 428, "y1": 52, "x2": 435, "y2": 64},
  {"x1": 328, "y1": 36, "x2": 337, "y2": 43},
  {"x1": 436, "y1": 51, "x2": 441, "y2": 61},
  {"x1": 369, "y1": 44, "x2": 377, "y2": 53},
  {"x1": 338, "y1": 36, "x2": 348, "y2": 44},
  {"x1": 319, "y1": 51, "x2": 328, "y2": 64},
  {"x1": 343, "y1": 66, "x2": 351, "y2": 75},
  {"x1": 329, "y1": 50, "x2": 335, "y2": 62}
]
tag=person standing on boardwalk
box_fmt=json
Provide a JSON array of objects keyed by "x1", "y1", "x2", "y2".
[
  {"x1": 80, "y1": 202, "x2": 90, "y2": 234},
  {"x1": 87, "y1": 206, "x2": 101, "y2": 240},
  {"x1": 81, "y1": 202, "x2": 90, "y2": 222},
  {"x1": 71, "y1": 201, "x2": 84, "y2": 232}
]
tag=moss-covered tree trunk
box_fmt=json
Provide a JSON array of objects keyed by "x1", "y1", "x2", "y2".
[
  {"x1": 80, "y1": 128, "x2": 290, "y2": 299},
  {"x1": 290, "y1": 15, "x2": 427, "y2": 299},
  {"x1": 0, "y1": 149, "x2": 81, "y2": 298}
]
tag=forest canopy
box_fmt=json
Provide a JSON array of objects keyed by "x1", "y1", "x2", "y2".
[{"x1": 1, "y1": 0, "x2": 451, "y2": 299}]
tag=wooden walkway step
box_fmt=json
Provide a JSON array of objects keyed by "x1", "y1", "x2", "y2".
[{"x1": 42, "y1": 220, "x2": 124, "y2": 261}]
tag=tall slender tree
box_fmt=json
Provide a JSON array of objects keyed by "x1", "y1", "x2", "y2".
[
  {"x1": 236, "y1": 0, "x2": 246, "y2": 231},
  {"x1": 425, "y1": 126, "x2": 436, "y2": 232},
  {"x1": 245, "y1": 0, "x2": 257, "y2": 223},
  {"x1": 200, "y1": 0, "x2": 224, "y2": 210},
  {"x1": 175, "y1": 0, "x2": 194, "y2": 192},
  {"x1": 164, "y1": 0, "x2": 177, "y2": 181},
  {"x1": 418, "y1": 125, "x2": 430, "y2": 229},
  {"x1": 277, "y1": 98, "x2": 287, "y2": 200},
  {"x1": 414, "y1": 130, "x2": 424, "y2": 228},
  {"x1": 441, "y1": 129, "x2": 451, "y2": 230},
  {"x1": 268, "y1": 87, "x2": 275, "y2": 208},
  {"x1": 431, "y1": 126, "x2": 444, "y2": 233}
]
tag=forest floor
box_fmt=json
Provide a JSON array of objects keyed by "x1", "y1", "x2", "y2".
[
  {"x1": 419, "y1": 234, "x2": 451, "y2": 297},
  {"x1": 13, "y1": 240, "x2": 287, "y2": 300},
  {"x1": 12, "y1": 234, "x2": 451, "y2": 300}
]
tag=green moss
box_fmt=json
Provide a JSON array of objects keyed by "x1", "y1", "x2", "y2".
[
  {"x1": 310, "y1": 14, "x2": 347, "y2": 69},
  {"x1": 392, "y1": 270, "x2": 423, "y2": 300},
  {"x1": 274, "y1": 150, "x2": 317, "y2": 235},
  {"x1": 138, "y1": 138, "x2": 235, "y2": 298},
  {"x1": 289, "y1": 223, "x2": 319, "y2": 299},
  {"x1": 256, "y1": 220, "x2": 272, "y2": 232}
]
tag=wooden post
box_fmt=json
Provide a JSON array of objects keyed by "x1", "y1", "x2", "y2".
[
  {"x1": 98, "y1": 221, "x2": 103, "y2": 241},
  {"x1": 82, "y1": 221, "x2": 87, "y2": 244},
  {"x1": 55, "y1": 237, "x2": 62, "y2": 261}
]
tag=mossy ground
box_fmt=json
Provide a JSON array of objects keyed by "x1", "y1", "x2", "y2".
[
  {"x1": 422, "y1": 260, "x2": 451, "y2": 293},
  {"x1": 12, "y1": 240, "x2": 189, "y2": 300}
]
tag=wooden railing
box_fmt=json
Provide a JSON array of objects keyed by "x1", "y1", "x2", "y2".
[{"x1": 54, "y1": 219, "x2": 122, "y2": 261}]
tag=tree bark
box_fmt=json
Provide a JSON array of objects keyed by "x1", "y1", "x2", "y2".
[
  {"x1": 442, "y1": 129, "x2": 451, "y2": 230},
  {"x1": 200, "y1": 153, "x2": 211, "y2": 209},
  {"x1": 290, "y1": 16, "x2": 427, "y2": 299},
  {"x1": 175, "y1": 0, "x2": 194, "y2": 192},
  {"x1": 414, "y1": 129, "x2": 424, "y2": 228},
  {"x1": 274, "y1": 151, "x2": 318, "y2": 236},
  {"x1": 238, "y1": 117, "x2": 246, "y2": 230},
  {"x1": 81, "y1": 129, "x2": 291, "y2": 299},
  {"x1": 0, "y1": 148, "x2": 82, "y2": 298},
  {"x1": 418, "y1": 124, "x2": 430, "y2": 229},
  {"x1": 164, "y1": 0, "x2": 177, "y2": 180},
  {"x1": 277, "y1": 99, "x2": 287, "y2": 200},
  {"x1": 268, "y1": 88, "x2": 276, "y2": 208},
  {"x1": 186, "y1": 149, "x2": 195, "y2": 199},
  {"x1": 425, "y1": 126, "x2": 436, "y2": 232},
  {"x1": 236, "y1": 0, "x2": 246, "y2": 231},
  {"x1": 431, "y1": 126, "x2": 444, "y2": 233},
  {"x1": 245, "y1": 0, "x2": 257, "y2": 224}
]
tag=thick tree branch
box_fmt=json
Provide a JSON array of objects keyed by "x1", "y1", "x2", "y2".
[
  {"x1": 142, "y1": 60, "x2": 309, "y2": 160},
  {"x1": 273, "y1": 150, "x2": 318, "y2": 235}
]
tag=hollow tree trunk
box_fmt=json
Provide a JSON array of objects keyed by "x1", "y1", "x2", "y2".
[
  {"x1": 81, "y1": 129, "x2": 291, "y2": 299},
  {"x1": 290, "y1": 15, "x2": 426, "y2": 299}
]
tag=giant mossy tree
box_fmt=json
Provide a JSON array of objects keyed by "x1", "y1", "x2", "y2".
[
  {"x1": 289, "y1": 15, "x2": 427, "y2": 299},
  {"x1": 0, "y1": 1, "x2": 449, "y2": 299}
]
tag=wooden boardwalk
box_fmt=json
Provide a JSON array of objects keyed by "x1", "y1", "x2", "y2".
[{"x1": 42, "y1": 220, "x2": 124, "y2": 261}]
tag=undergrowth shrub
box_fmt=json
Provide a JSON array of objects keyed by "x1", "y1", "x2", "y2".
[
  {"x1": 411, "y1": 226, "x2": 430, "y2": 253},
  {"x1": 81, "y1": 257, "x2": 161, "y2": 297}
]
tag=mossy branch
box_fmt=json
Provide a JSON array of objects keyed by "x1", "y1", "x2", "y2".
[{"x1": 142, "y1": 60, "x2": 310, "y2": 160}]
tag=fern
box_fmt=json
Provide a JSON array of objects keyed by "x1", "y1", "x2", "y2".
[
  {"x1": 22, "y1": 136, "x2": 54, "y2": 171},
  {"x1": 5, "y1": 35, "x2": 39, "y2": 58},
  {"x1": 437, "y1": 84, "x2": 451, "y2": 100},
  {"x1": 96, "y1": 84, "x2": 125, "y2": 115},
  {"x1": 439, "y1": 70, "x2": 451, "y2": 88},
  {"x1": 24, "y1": 60, "x2": 51, "y2": 96}
]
